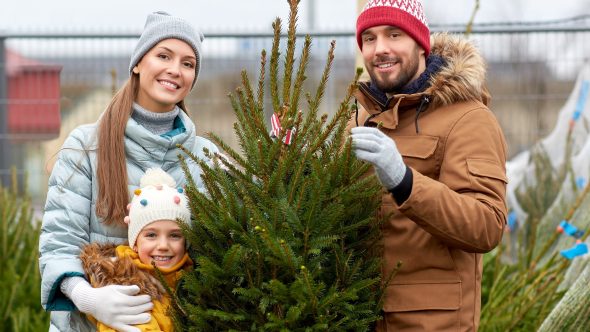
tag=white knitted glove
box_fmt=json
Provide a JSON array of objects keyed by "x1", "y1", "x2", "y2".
[
  {"x1": 351, "y1": 127, "x2": 406, "y2": 190},
  {"x1": 62, "y1": 277, "x2": 152, "y2": 332}
]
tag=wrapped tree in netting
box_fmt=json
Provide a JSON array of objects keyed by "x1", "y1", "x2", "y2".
[
  {"x1": 538, "y1": 261, "x2": 590, "y2": 331},
  {"x1": 506, "y1": 65, "x2": 590, "y2": 242},
  {"x1": 174, "y1": 0, "x2": 386, "y2": 330},
  {"x1": 479, "y1": 64, "x2": 590, "y2": 331}
]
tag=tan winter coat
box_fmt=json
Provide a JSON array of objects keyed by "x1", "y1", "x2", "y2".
[{"x1": 350, "y1": 33, "x2": 508, "y2": 331}]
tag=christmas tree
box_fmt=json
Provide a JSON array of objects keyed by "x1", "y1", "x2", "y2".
[{"x1": 175, "y1": 0, "x2": 386, "y2": 330}]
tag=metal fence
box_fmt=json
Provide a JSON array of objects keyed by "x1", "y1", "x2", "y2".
[{"x1": 1, "y1": 19, "x2": 590, "y2": 204}]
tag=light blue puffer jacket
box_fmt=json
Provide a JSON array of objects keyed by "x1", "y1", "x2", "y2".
[{"x1": 39, "y1": 110, "x2": 218, "y2": 331}]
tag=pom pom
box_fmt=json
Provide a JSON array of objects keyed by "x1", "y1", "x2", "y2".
[
  {"x1": 140, "y1": 168, "x2": 176, "y2": 188},
  {"x1": 177, "y1": 187, "x2": 184, "y2": 193},
  {"x1": 140, "y1": 199, "x2": 148, "y2": 206},
  {"x1": 134, "y1": 189, "x2": 142, "y2": 196},
  {"x1": 124, "y1": 216, "x2": 130, "y2": 224},
  {"x1": 174, "y1": 196, "x2": 181, "y2": 204},
  {"x1": 126, "y1": 203, "x2": 132, "y2": 211}
]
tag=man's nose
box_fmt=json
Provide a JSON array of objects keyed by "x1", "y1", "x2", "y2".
[{"x1": 374, "y1": 36, "x2": 390, "y2": 56}]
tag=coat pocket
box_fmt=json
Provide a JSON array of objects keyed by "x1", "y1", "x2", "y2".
[
  {"x1": 383, "y1": 281, "x2": 461, "y2": 312},
  {"x1": 466, "y1": 158, "x2": 507, "y2": 198},
  {"x1": 396, "y1": 135, "x2": 439, "y2": 177},
  {"x1": 466, "y1": 158, "x2": 507, "y2": 183}
]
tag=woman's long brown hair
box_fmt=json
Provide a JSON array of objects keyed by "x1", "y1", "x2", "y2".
[{"x1": 95, "y1": 73, "x2": 189, "y2": 226}]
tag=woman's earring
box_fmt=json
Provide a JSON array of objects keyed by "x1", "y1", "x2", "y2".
[{"x1": 132, "y1": 66, "x2": 140, "y2": 74}]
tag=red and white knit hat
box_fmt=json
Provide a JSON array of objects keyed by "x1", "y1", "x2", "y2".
[{"x1": 356, "y1": 0, "x2": 430, "y2": 56}]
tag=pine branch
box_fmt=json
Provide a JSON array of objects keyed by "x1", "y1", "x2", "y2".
[
  {"x1": 464, "y1": 0, "x2": 480, "y2": 37},
  {"x1": 257, "y1": 50, "x2": 267, "y2": 110},
  {"x1": 310, "y1": 40, "x2": 336, "y2": 111},
  {"x1": 296, "y1": 40, "x2": 337, "y2": 145},
  {"x1": 269, "y1": 18, "x2": 282, "y2": 113},
  {"x1": 282, "y1": 0, "x2": 300, "y2": 105},
  {"x1": 307, "y1": 64, "x2": 358, "y2": 155},
  {"x1": 289, "y1": 35, "x2": 311, "y2": 117},
  {"x1": 241, "y1": 70, "x2": 257, "y2": 116}
]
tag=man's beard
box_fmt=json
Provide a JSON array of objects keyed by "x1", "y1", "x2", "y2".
[{"x1": 367, "y1": 49, "x2": 421, "y2": 94}]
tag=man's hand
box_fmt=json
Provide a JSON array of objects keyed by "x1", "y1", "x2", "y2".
[
  {"x1": 69, "y1": 280, "x2": 153, "y2": 332},
  {"x1": 351, "y1": 126, "x2": 406, "y2": 190}
]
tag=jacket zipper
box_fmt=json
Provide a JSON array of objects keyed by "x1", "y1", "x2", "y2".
[{"x1": 414, "y1": 95, "x2": 431, "y2": 134}]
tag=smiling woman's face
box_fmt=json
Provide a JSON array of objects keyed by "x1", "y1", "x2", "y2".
[{"x1": 133, "y1": 38, "x2": 196, "y2": 113}]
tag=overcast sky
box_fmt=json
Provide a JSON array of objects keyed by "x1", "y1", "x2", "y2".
[{"x1": 0, "y1": 0, "x2": 588, "y2": 33}]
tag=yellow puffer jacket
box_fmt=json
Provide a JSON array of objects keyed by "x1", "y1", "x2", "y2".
[{"x1": 80, "y1": 243, "x2": 192, "y2": 332}]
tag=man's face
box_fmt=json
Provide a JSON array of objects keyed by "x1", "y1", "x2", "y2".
[{"x1": 361, "y1": 25, "x2": 425, "y2": 93}]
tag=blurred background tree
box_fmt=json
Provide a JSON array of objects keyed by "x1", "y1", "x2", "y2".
[{"x1": 0, "y1": 169, "x2": 49, "y2": 331}]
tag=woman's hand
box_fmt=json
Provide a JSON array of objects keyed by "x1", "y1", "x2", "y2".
[{"x1": 68, "y1": 278, "x2": 153, "y2": 332}]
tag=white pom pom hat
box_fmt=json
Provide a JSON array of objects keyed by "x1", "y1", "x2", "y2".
[{"x1": 125, "y1": 168, "x2": 190, "y2": 248}]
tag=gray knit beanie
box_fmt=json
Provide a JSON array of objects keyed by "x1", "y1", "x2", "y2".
[{"x1": 129, "y1": 11, "x2": 204, "y2": 88}]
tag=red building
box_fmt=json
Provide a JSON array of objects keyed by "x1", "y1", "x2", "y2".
[{"x1": 6, "y1": 49, "x2": 61, "y2": 140}]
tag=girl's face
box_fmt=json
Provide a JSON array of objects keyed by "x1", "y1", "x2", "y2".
[
  {"x1": 134, "y1": 220, "x2": 186, "y2": 268},
  {"x1": 133, "y1": 38, "x2": 196, "y2": 113}
]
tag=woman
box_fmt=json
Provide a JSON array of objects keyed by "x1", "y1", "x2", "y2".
[{"x1": 39, "y1": 11, "x2": 218, "y2": 332}]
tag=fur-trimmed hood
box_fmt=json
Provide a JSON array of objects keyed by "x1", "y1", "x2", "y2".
[
  {"x1": 424, "y1": 33, "x2": 490, "y2": 108},
  {"x1": 356, "y1": 32, "x2": 490, "y2": 112},
  {"x1": 80, "y1": 243, "x2": 191, "y2": 301}
]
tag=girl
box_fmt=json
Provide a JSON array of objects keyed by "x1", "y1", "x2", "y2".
[
  {"x1": 80, "y1": 168, "x2": 192, "y2": 332},
  {"x1": 39, "y1": 11, "x2": 218, "y2": 332}
]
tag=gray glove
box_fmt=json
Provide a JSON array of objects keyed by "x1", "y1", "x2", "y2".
[
  {"x1": 351, "y1": 126, "x2": 406, "y2": 190},
  {"x1": 62, "y1": 277, "x2": 152, "y2": 332}
]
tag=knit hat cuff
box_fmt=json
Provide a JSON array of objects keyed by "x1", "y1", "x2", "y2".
[
  {"x1": 356, "y1": 6, "x2": 430, "y2": 56},
  {"x1": 128, "y1": 209, "x2": 190, "y2": 248},
  {"x1": 129, "y1": 12, "x2": 204, "y2": 89}
]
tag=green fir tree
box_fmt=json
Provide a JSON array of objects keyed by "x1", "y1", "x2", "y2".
[
  {"x1": 174, "y1": 0, "x2": 387, "y2": 330},
  {"x1": 0, "y1": 170, "x2": 50, "y2": 331}
]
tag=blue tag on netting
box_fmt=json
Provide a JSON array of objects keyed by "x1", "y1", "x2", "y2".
[
  {"x1": 576, "y1": 176, "x2": 587, "y2": 189},
  {"x1": 507, "y1": 211, "x2": 517, "y2": 231},
  {"x1": 558, "y1": 220, "x2": 584, "y2": 238},
  {"x1": 560, "y1": 242, "x2": 588, "y2": 260},
  {"x1": 573, "y1": 80, "x2": 589, "y2": 121}
]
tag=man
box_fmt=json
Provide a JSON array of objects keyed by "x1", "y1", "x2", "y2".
[{"x1": 350, "y1": 0, "x2": 508, "y2": 331}]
